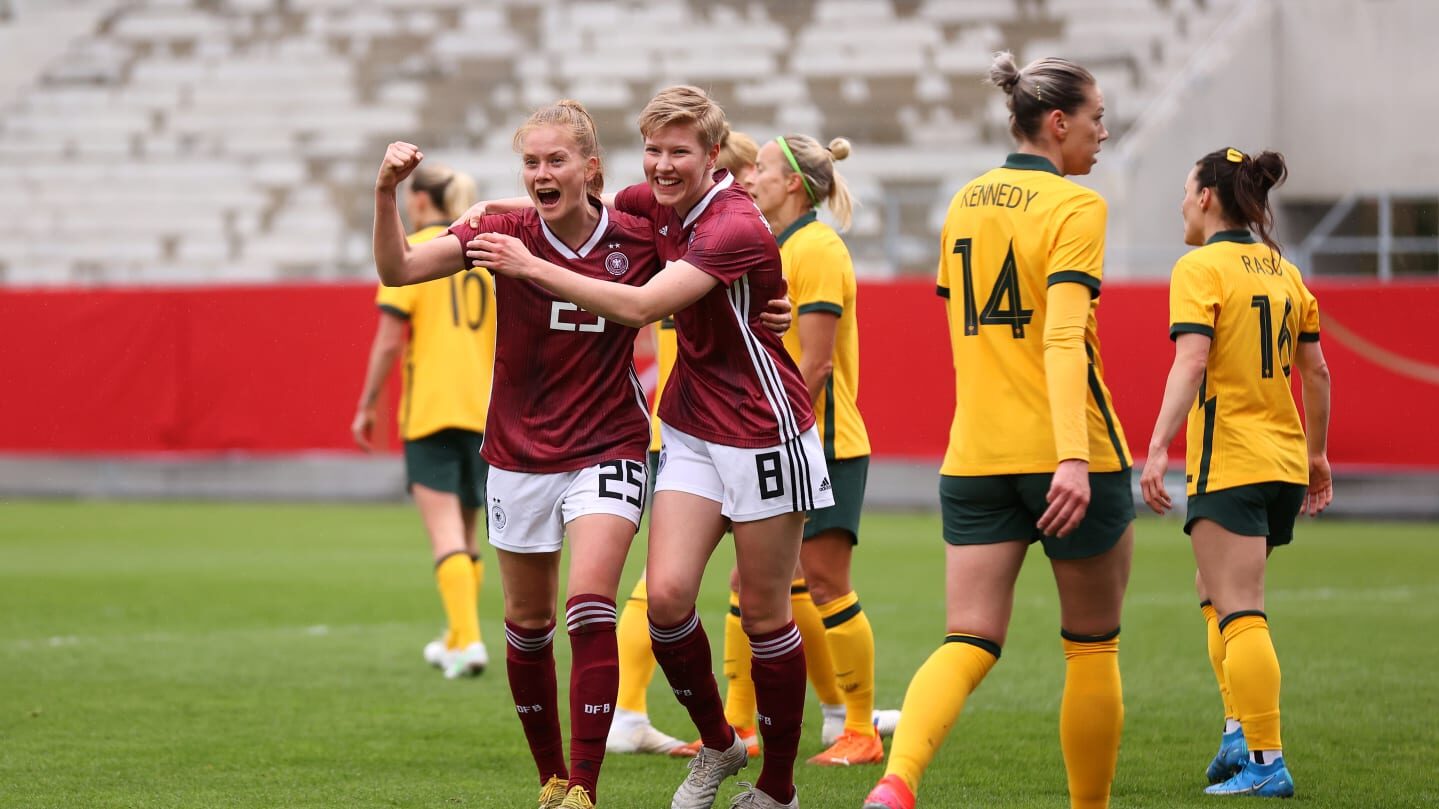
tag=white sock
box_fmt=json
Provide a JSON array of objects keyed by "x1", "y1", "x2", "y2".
[
  {"x1": 1225, "y1": 718, "x2": 1242, "y2": 734},
  {"x1": 1252, "y1": 748, "x2": 1282, "y2": 764},
  {"x1": 613, "y1": 707, "x2": 648, "y2": 726}
]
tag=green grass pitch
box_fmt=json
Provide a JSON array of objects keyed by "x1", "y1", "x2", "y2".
[{"x1": 2, "y1": 500, "x2": 1436, "y2": 808}]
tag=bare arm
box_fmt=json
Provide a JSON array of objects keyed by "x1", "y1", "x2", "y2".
[
  {"x1": 372, "y1": 142, "x2": 466, "y2": 286},
  {"x1": 1295, "y1": 339, "x2": 1333, "y2": 514},
  {"x1": 467, "y1": 232, "x2": 717, "y2": 328},
  {"x1": 1139, "y1": 333, "x2": 1211, "y2": 514},
  {"x1": 351, "y1": 312, "x2": 407, "y2": 451},
  {"x1": 795, "y1": 311, "x2": 838, "y2": 404}
]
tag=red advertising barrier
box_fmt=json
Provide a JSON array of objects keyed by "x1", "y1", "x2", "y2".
[{"x1": 3, "y1": 280, "x2": 1437, "y2": 469}]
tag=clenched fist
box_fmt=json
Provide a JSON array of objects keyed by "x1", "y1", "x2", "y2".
[{"x1": 376, "y1": 141, "x2": 423, "y2": 193}]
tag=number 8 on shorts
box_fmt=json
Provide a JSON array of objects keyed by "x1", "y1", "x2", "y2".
[{"x1": 656, "y1": 423, "x2": 834, "y2": 521}]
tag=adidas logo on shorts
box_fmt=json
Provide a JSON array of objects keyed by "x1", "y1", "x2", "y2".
[{"x1": 819, "y1": 477, "x2": 832, "y2": 492}]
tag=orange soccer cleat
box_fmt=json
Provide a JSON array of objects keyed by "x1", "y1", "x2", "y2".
[{"x1": 808, "y1": 729, "x2": 885, "y2": 767}]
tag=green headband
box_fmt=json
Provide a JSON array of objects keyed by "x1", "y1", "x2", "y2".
[{"x1": 776, "y1": 136, "x2": 819, "y2": 207}]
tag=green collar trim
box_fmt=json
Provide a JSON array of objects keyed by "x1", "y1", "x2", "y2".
[
  {"x1": 1206, "y1": 229, "x2": 1257, "y2": 245},
  {"x1": 775, "y1": 210, "x2": 818, "y2": 247},
  {"x1": 1003, "y1": 153, "x2": 1061, "y2": 175}
]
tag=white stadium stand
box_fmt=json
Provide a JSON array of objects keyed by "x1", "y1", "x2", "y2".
[{"x1": 0, "y1": 0, "x2": 1256, "y2": 285}]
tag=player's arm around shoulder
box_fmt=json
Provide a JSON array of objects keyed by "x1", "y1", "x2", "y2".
[{"x1": 467, "y1": 231, "x2": 718, "y2": 328}]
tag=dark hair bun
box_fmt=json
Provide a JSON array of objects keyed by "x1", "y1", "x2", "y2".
[{"x1": 1252, "y1": 151, "x2": 1288, "y2": 193}]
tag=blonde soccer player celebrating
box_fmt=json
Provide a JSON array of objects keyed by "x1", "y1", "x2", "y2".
[
  {"x1": 607, "y1": 127, "x2": 765, "y2": 759},
  {"x1": 865, "y1": 52, "x2": 1134, "y2": 809},
  {"x1": 376, "y1": 101, "x2": 668, "y2": 809},
  {"x1": 1141, "y1": 147, "x2": 1331, "y2": 799},
  {"x1": 472, "y1": 86, "x2": 829, "y2": 809},
  {"x1": 352, "y1": 163, "x2": 495, "y2": 679}
]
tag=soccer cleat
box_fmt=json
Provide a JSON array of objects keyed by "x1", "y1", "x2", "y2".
[
  {"x1": 537, "y1": 775, "x2": 569, "y2": 809},
  {"x1": 558, "y1": 784, "x2": 595, "y2": 809},
  {"x1": 1206, "y1": 727, "x2": 1249, "y2": 784},
  {"x1": 679, "y1": 725, "x2": 759, "y2": 759},
  {"x1": 820, "y1": 704, "x2": 846, "y2": 746},
  {"x1": 671, "y1": 729, "x2": 748, "y2": 809},
  {"x1": 727, "y1": 782, "x2": 798, "y2": 808},
  {"x1": 822, "y1": 704, "x2": 901, "y2": 745},
  {"x1": 423, "y1": 637, "x2": 447, "y2": 668},
  {"x1": 1204, "y1": 756, "x2": 1295, "y2": 798},
  {"x1": 607, "y1": 708, "x2": 693, "y2": 756},
  {"x1": 861, "y1": 774, "x2": 915, "y2": 809},
  {"x1": 807, "y1": 729, "x2": 885, "y2": 767},
  {"x1": 872, "y1": 709, "x2": 901, "y2": 738},
  {"x1": 442, "y1": 641, "x2": 489, "y2": 679}
]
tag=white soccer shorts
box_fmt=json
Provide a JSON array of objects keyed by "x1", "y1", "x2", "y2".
[
  {"x1": 655, "y1": 423, "x2": 834, "y2": 522},
  {"x1": 486, "y1": 459, "x2": 648, "y2": 553}
]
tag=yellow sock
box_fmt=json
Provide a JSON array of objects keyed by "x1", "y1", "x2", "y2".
[
  {"x1": 435, "y1": 552, "x2": 479, "y2": 649},
  {"x1": 817, "y1": 591, "x2": 877, "y2": 736},
  {"x1": 471, "y1": 555, "x2": 485, "y2": 642},
  {"x1": 885, "y1": 634, "x2": 999, "y2": 794},
  {"x1": 1060, "y1": 631, "x2": 1123, "y2": 809},
  {"x1": 792, "y1": 580, "x2": 843, "y2": 706},
  {"x1": 616, "y1": 578, "x2": 655, "y2": 714},
  {"x1": 1221, "y1": 612, "x2": 1282, "y2": 752},
  {"x1": 1200, "y1": 602, "x2": 1235, "y2": 720},
  {"x1": 723, "y1": 590, "x2": 757, "y2": 728}
]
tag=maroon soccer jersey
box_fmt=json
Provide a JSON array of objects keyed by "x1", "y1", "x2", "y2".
[
  {"x1": 448, "y1": 204, "x2": 656, "y2": 473},
  {"x1": 615, "y1": 172, "x2": 815, "y2": 448}
]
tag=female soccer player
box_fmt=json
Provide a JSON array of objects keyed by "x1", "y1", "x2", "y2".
[
  {"x1": 374, "y1": 100, "x2": 661, "y2": 809},
  {"x1": 352, "y1": 162, "x2": 495, "y2": 680},
  {"x1": 746, "y1": 133, "x2": 883, "y2": 767},
  {"x1": 609, "y1": 126, "x2": 762, "y2": 759},
  {"x1": 864, "y1": 52, "x2": 1134, "y2": 809},
  {"x1": 471, "y1": 86, "x2": 830, "y2": 809},
  {"x1": 1140, "y1": 147, "x2": 1331, "y2": 799}
]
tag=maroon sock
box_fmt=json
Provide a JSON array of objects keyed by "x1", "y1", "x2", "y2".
[
  {"x1": 504, "y1": 619, "x2": 567, "y2": 784},
  {"x1": 649, "y1": 609, "x2": 734, "y2": 750},
  {"x1": 566, "y1": 595, "x2": 619, "y2": 800},
  {"x1": 749, "y1": 621, "x2": 805, "y2": 803}
]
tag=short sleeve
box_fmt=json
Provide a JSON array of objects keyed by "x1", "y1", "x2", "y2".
[
  {"x1": 789, "y1": 232, "x2": 850, "y2": 317},
  {"x1": 448, "y1": 212, "x2": 522, "y2": 270},
  {"x1": 685, "y1": 212, "x2": 770, "y2": 287},
  {"x1": 614, "y1": 183, "x2": 661, "y2": 221},
  {"x1": 1047, "y1": 193, "x2": 1107, "y2": 297},
  {"x1": 375, "y1": 281, "x2": 415, "y2": 318},
  {"x1": 1298, "y1": 278, "x2": 1321, "y2": 342},
  {"x1": 1168, "y1": 255, "x2": 1220, "y2": 340}
]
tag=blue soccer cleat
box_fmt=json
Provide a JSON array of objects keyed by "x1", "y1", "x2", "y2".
[
  {"x1": 1206, "y1": 727, "x2": 1249, "y2": 784},
  {"x1": 1204, "y1": 755, "x2": 1295, "y2": 798}
]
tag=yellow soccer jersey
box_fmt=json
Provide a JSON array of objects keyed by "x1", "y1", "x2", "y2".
[
  {"x1": 375, "y1": 225, "x2": 497, "y2": 441},
  {"x1": 776, "y1": 211, "x2": 871, "y2": 460},
  {"x1": 649, "y1": 318, "x2": 677, "y2": 452},
  {"x1": 936, "y1": 154, "x2": 1131, "y2": 476},
  {"x1": 1169, "y1": 230, "x2": 1321, "y2": 495}
]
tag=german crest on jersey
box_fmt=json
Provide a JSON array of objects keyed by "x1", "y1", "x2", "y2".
[{"x1": 604, "y1": 251, "x2": 629, "y2": 276}]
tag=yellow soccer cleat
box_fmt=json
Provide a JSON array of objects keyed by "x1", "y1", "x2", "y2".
[
  {"x1": 537, "y1": 775, "x2": 569, "y2": 809},
  {"x1": 558, "y1": 784, "x2": 595, "y2": 809}
]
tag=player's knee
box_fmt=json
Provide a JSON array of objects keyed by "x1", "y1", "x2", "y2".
[
  {"x1": 505, "y1": 606, "x2": 555, "y2": 629},
  {"x1": 737, "y1": 593, "x2": 789, "y2": 634},
  {"x1": 644, "y1": 585, "x2": 694, "y2": 627}
]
